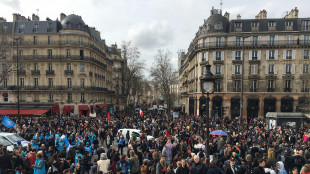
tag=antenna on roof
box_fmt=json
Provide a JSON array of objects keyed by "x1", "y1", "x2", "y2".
[
  {"x1": 36, "y1": 9, "x2": 39, "y2": 16},
  {"x1": 220, "y1": 0, "x2": 223, "y2": 11}
]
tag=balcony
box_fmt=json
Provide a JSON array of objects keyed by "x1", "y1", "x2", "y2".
[
  {"x1": 304, "y1": 56, "x2": 309, "y2": 59},
  {"x1": 46, "y1": 70, "x2": 55, "y2": 75},
  {"x1": 31, "y1": 70, "x2": 40, "y2": 75},
  {"x1": 267, "y1": 88, "x2": 275, "y2": 92},
  {"x1": 20, "y1": 100, "x2": 26, "y2": 102},
  {"x1": 233, "y1": 88, "x2": 241, "y2": 92},
  {"x1": 301, "y1": 88, "x2": 310, "y2": 92},
  {"x1": 64, "y1": 70, "x2": 74, "y2": 75},
  {"x1": 48, "y1": 100, "x2": 54, "y2": 103},
  {"x1": 67, "y1": 100, "x2": 73, "y2": 103},
  {"x1": 232, "y1": 74, "x2": 241, "y2": 79},
  {"x1": 34, "y1": 100, "x2": 40, "y2": 102},
  {"x1": 284, "y1": 88, "x2": 292, "y2": 92},
  {"x1": 80, "y1": 100, "x2": 86, "y2": 103},
  {"x1": 250, "y1": 88, "x2": 258, "y2": 92},
  {"x1": 18, "y1": 70, "x2": 26, "y2": 75}
]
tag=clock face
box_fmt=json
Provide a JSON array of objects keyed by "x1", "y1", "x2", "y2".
[{"x1": 203, "y1": 82, "x2": 213, "y2": 92}]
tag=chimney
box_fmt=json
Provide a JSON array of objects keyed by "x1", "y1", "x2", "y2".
[
  {"x1": 32, "y1": 13, "x2": 39, "y2": 21},
  {"x1": 0, "y1": 17, "x2": 6, "y2": 22},
  {"x1": 60, "y1": 13, "x2": 66, "y2": 21},
  {"x1": 284, "y1": 7, "x2": 299, "y2": 19},
  {"x1": 224, "y1": 11, "x2": 230, "y2": 20},
  {"x1": 13, "y1": 13, "x2": 18, "y2": 21},
  {"x1": 237, "y1": 14, "x2": 241, "y2": 20},
  {"x1": 256, "y1": 9, "x2": 267, "y2": 19}
]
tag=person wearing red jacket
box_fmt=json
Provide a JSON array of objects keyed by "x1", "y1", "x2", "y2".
[{"x1": 27, "y1": 150, "x2": 37, "y2": 173}]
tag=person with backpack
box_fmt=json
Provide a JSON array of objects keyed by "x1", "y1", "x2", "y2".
[
  {"x1": 116, "y1": 155, "x2": 130, "y2": 174},
  {"x1": 292, "y1": 150, "x2": 305, "y2": 172}
]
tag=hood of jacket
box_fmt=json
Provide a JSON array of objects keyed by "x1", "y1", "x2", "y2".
[{"x1": 276, "y1": 161, "x2": 285, "y2": 170}]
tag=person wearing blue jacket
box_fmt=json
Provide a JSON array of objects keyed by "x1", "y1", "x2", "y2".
[
  {"x1": 84, "y1": 142, "x2": 92, "y2": 155},
  {"x1": 33, "y1": 153, "x2": 46, "y2": 174},
  {"x1": 118, "y1": 136, "x2": 125, "y2": 155},
  {"x1": 75, "y1": 150, "x2": 83, "y2": 165},
  {"x1": 57, "y1": 139, "x2": 65, "y2": 151}
]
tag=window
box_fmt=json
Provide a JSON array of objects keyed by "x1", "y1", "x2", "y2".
[
  {"x1": 19, "y1": 23, "x2": 25, "y2": 33},
  {"x1": 80, "y1": 78, "x2": 85, "y2": 88},
  {"x1": 285, "y1": 80, "x2": 291, "y2": 91},
  {"x1": 68, "y1": 93, "x2": 72, "y2": 102},
  {"x1": 34, "y1": 63, "x2": 38, "y2": 71},
  {"x1": 34, "y1": 78, "x2": 38, "y2": 87},
  {"x1": 285, "y1": 21, "x2": 293, "y2": 26},
  {"x1": 303, "y1": 21, "x2": 310, "y2": 31},
  {"x1": 303, "y1": 64, "x2": 309, "y2": 74},
  {"x1": 49, "y1": 94, "x2": 53, "y2": 102},
  {"x1": 286, "y1": 50, "x2": 292, "y2": 59},
  {"x1": 1, "y1": 50, "x2": 6, "y2": 59},
  {"x1": 235, "y1": 22, "x2": 242, "y2": 28},
  {"x1": 235, "y1": 37, "x2": 241, "y2": 46},
  {"x1": 79, "y1": 37, "x2": 82, "y2": 45},
  {"x1": 3, "y1": 78, "x2": 7, "y2": 88},
  {"x1": 19, "y1": 50, "x2": 23, "y2": 57},
  {"x1": 67, "y1": 78, "x2": 72, "y2": 88},
  {"x1": 67, "y1": 63, "x2": 71, "y2": 71},
  {"x1": 201, "y1": 52, "x2": 208, "y2": 61},
  {"x1": 304, "y1": 35, "x2": 309, "y2": 45},
  {"x1": 33, "y1": 49, "x2": 37, "y2": 56},
  {"x1": 2, "y1": 64, "x2": 7, "y2": 72},
  {"x1": 81, "y1": 93, "x2": 85, "y2": 101},
  {"x1": 268, "y1": 80, "x2": 274, "y2": 90},
  {"x1": 33, "y1": 36, "x2": 38, "y2": 44},
  {"x1": 286, "y1": 64, "x2": 291, "y2": 74},
  {"x1": 215, "y1": 65, "x2": 221, "y2": 74},
  {"x1": 2, "y1": 24, "x2": 8, "y2": 33},
  {"x1": 67, "y1": 36, "x2": 71, "y2": 44},
  {"x1": 33, "y1": 23, "x2": 38, "y2": 32},
  {"x1": 304, "y1": 50, "x2": 309, "y2": 59},
  {"x1": 66, "y1": 49, "x2": 71, "y2": 58},
  {"x1": 250, "y1": 80, "x2": 257, "y2": 92},
  {"x1": 216, "y1": 51, "x2": 221, "y2": 60},
  {"x1": 234, "y1": 65, "x2": 241, "y2": 74},
  {"x1": 80, "y1": 63, "x2": 85, "y2": 72},
  {"x1": 269, "y1": 50, "x2": 275, "y2": 60},
  {"x1": 251, "y1": 22, "x2": 259, "y2": 27},
  {"x1": 47, "y1": 49, "x2": 52, "y2": 58},
  {"x1": 234, "y1": 80, "x2": 241, "y2": 92},
  {"x1": 268, "y1": 64, "x2": 274, "y2": 74},
  {"x1": 48, "y1": 78, "x2": 53, "y2": 88},
  {"x1": 215, "y1": 37, "x2": 221, "y2": 47},
  {"x1": 47, "y1": 36, "x2": 51, "y2": 45},
  {"x1": 268, "y1": 21, "x2": 276, "y2": 27},
  {"x1": 2, "y1": 92, "x2": 8, "y2": 102},
  {"x1": 252, "y1": 36, "x2": 258, "y2": 46},
  {"x1": 235, "y1": 51, "x2": 241, "y2": 60},
  {"x1": 215, "y1": 23, "x2": 222, "y2": 29},
  {"x1": 20, "y1": 78, "x2": 24, "y2": 88},
  {"x1": 48, "y1": 63, "x2": 53, "y2": 71},
  {"x1": 269, "y1": 36, "x2": 275, "y2": 46},
  {"x1": 214, "y1": 80, "x2": 221, "y2": 92},
  {"x1": 250, "y1": 64, "x2": 258, "y2": 74},
  {"x1": 1, "y1": 37, "x2": 6, "y2": 44},
  {"x1": 47, "y1": 23, "x2": 53, "y2": 32},
  {"x1": 286, "y1": 35, "x2": 293, "y2": 45},
  {"x1": 252, "y1": 51, "x2": 258, "y2": 60}
]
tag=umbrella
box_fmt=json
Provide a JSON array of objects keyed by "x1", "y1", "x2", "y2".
[{"x1": 210, "y1": 130, "x2": 228, "y2": 136}]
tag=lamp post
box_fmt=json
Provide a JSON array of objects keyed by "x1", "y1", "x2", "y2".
[
  {"x1": 240, "y1": 36, "x2": 249, "y2": 124},
  {"x1": 14, "y1": 38, "x2": 21, "y2": 121},
  {"x1": 200, "y1": 64, "x2": 215, "y2": 163}
]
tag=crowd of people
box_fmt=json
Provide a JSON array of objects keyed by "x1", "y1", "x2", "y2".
[{"x1": 0, "y1": 112, "x2": 310, "y2": 174}]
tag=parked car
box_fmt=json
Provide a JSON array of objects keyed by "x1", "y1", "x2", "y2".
[
  {"x1": 0, "y1": 132, "x2": 29, "y2": 148},
  {"x1": 0, "y1": 136, "x2": 14, "y2": 151}
]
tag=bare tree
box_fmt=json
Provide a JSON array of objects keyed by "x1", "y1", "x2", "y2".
[
  {"x1": 0, "y1": 39, "x2": 16, "y2": 85},
  {"x1": 150, "y1": 49, "x2": 177, "y2": 113},
  {"x1": 121, "y1": 41, "x2": 144, "y2": 110}
]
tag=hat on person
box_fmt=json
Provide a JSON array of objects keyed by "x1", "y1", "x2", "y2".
[
  {"x1": 100, "y1": 153, "x2": 107, "y2": 160},
  {"x1": 17, "y1": 140, "x2": 21, "y2": 145},
  {"x1": 86, "y1": 142, "x2": 89, "y2": 145}
]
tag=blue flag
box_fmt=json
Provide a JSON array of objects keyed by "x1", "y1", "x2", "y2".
[{"x1": 1, "y1": 115, "x2": 15, "y2": 128}]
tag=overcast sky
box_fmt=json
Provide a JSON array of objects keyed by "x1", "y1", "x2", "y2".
[{"x1": 1, "y1": 0, "x2": 310, "y2": 78}]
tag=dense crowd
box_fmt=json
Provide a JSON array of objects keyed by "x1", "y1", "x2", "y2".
[{"x1": 0, "y1": 112, "x2": 310, "y2": 174}]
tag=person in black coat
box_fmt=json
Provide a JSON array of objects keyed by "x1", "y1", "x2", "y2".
[
  {"x1": 176, "y1": 159, "x2": 189, "y2": 174},
  {"x1": 190, "y1": 155, "x2": 208, "y2": 174},
  {"x1": 80, "y1": 152, "x2": 92, "y2": 174},
  {"x1": 225, "y1": 157, "x2": 239, "y2": 174},
  {"x1": 207, "y1": 161, "x2": 224, "y2": 174},
  {"x1": 252, "y1": 158, "x2": 266, "y2": 174}
]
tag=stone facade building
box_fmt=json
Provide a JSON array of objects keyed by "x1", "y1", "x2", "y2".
[
  {"x1": 179, "y1": 7, "x2": 310, "y2": 119},
  {"x1": 0, "y1": 13, "x2": 125, "y2": 116}
]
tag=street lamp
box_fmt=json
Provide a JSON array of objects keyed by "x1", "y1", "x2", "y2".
[{"x1": 200, "y1": 64, "x2": 215, "y2": 163}]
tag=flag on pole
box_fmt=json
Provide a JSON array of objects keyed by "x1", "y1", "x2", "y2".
[
  {"x1": 61, "y1": 134, "x2": 71, "y2": 152},
  {"x1": 1, "y1": 115, "x2": 15, "y2": 128},
  {"x1": 107, "y1": 112, "x2": 111, "y2": 122},
  {"x1": 139, "y1": 109, "x2": 144, "y2": 117}
]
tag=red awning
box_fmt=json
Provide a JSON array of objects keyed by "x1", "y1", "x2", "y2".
[
  {"x1": 91, "y1": 105, "x2": 98, "y2": 110},
  {"x1": 0, "y1": 109, "x2": 48, "y2": 116},
  {"x1": 78, "y1": 105, "x2": 90, "y2": 116},
  {"x1": 51, "y1": 104, "x2": 60, "y2": 114},
  {"x1": 62, "y1": 105, "x2": 74, "y2": 115},
  {"x1": 97, "y1": 104, "x2": 108, "y2": 108}
]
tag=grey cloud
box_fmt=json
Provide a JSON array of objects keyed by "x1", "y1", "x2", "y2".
[
  {"x1": 2, "y1": 0, "x2": 21, "y2": 11},
  {"x1": 127, "y1": 20, "x2": 174, "y2": 50}
]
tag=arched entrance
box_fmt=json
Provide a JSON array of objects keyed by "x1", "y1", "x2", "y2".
[
  {"x1": 264, "y1": 97, "x2": 276, "y2": 116},
  {"x1": 247, "y1": 98, "x2": 259, "y2": 120},
  {"x1": 189, "y1": 97, "x2": 195, "y2": 116},
  {"x1": 281, "y1": 97, "x2": 294, "y2": 112},
  {"x1": 231, "y1": 97, "x2": 240, "y2": 119},
  {"x1": 296, "y1": 97, "x2": 310, "y2": 113},
  {"x1": 199, "y1": 96, "x2": 207, "y2": 117},
  {"x1": 212, "y1": 96, "x2": 223, "y2": 117}
]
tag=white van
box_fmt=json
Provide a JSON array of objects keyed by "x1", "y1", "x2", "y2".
[
  {"x1": 0, "y1": 132, "x2": 29, "y2": 148},
  {"x1": 0, "y1": 136, "x2": 15, "y2": 151},
  {"x1": 118, "y1": 129, "x2": 154, "y2": 142}
]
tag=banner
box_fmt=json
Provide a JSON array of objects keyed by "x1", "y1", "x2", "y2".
[{"x1": 1, "y1": 115, "x2": 15, "y2": 128}]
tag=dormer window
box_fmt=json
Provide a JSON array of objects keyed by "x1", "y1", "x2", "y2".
[
  {"x1": 2, "y1": 23, "x2": 8, "y2": 33},
  {"x1": 285, "y1": 21, "x2": 293, "y2": 26},
  {"x1": 33, "y1": 23, "x2": 39, "y2": 32},
  {"x1": 251, "y1": 22, "x2": 259, "y2": 27},
  {"x1": 268, "y1": 21, "x2": 276, "y2": 27},
  {"x1": 235, "y1": 22, "x2": 242, "y2": 28},
  {"x1": 66, "y1": 22, "x2": 71, "y2": 29},
  {"x1": 215, "y1": 22, "x2": 222, "y2": 30},
  {"x1": 19, "y1": 23, "x2": 25, "y2": 33},
  {"x1": 207, "y1": 24, "x2": 211, "y2": 31}
]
